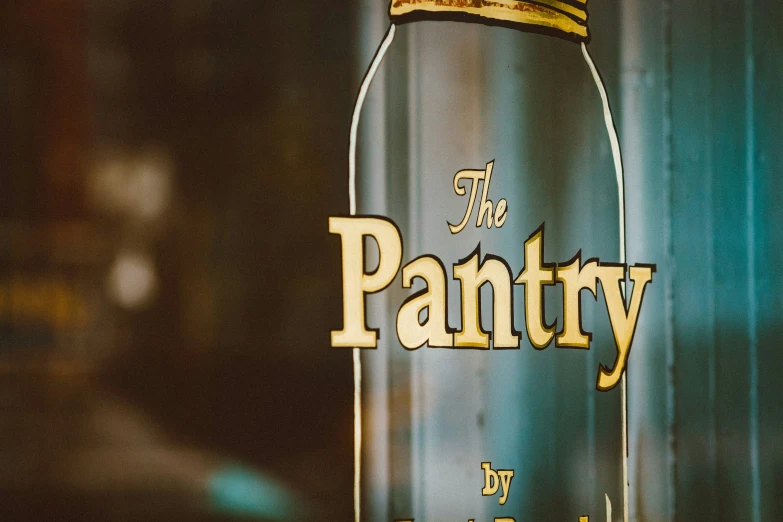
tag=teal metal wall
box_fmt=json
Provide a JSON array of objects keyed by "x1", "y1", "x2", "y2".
[
  {"x1": 355, "y1": 1, "x2": 782, "y2": 520},
  {"x1": 624, "y1": 1, "x2": 782, "y2": 521}
]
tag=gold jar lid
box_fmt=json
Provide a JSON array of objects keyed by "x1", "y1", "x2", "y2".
[{"x1": 389, "y1": 0, "x2": 589, "y2": 43}]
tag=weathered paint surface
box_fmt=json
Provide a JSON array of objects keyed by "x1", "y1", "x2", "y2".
[{"x1": 358, "y1": 0, "x2": 782, "y2": 520}]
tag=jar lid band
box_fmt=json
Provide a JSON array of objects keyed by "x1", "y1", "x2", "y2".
[{"x1": 389, "y1": 0, "x2": 590, "y2": 43}]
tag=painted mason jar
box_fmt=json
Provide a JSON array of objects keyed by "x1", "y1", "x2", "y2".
[{"x1": 337, "y1": 1, "x2": 646, "y2": 521}]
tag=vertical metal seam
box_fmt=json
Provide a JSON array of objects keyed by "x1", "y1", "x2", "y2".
[
  {"x1": 661, "y1": 0, "x2": 677, "y2": 520},
  {"x1": 585, "y1": 61, "x2": 597, "y2": 504},
  {"x1": 744, "y1": 0, "x2": 761, "y2": 520},
  {"x1": 406, "y1": 21, "x2": 424, "y2": 518},
  {"x1": 705, "y1": 2, "x2": 718, "y2": 517}
]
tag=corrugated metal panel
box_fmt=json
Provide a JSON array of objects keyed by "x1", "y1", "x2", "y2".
[{"x1": 356, "y1": 1, "x2": 781, "y2": 520}]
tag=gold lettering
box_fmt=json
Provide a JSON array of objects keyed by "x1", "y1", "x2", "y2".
[{"x1": 329, "y1": 216, "x2": 402, "y2": 348}]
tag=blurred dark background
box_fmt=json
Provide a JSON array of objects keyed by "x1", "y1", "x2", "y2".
[{"x1": 0, "y1": 1, "x2": 355, "y2": 519}]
